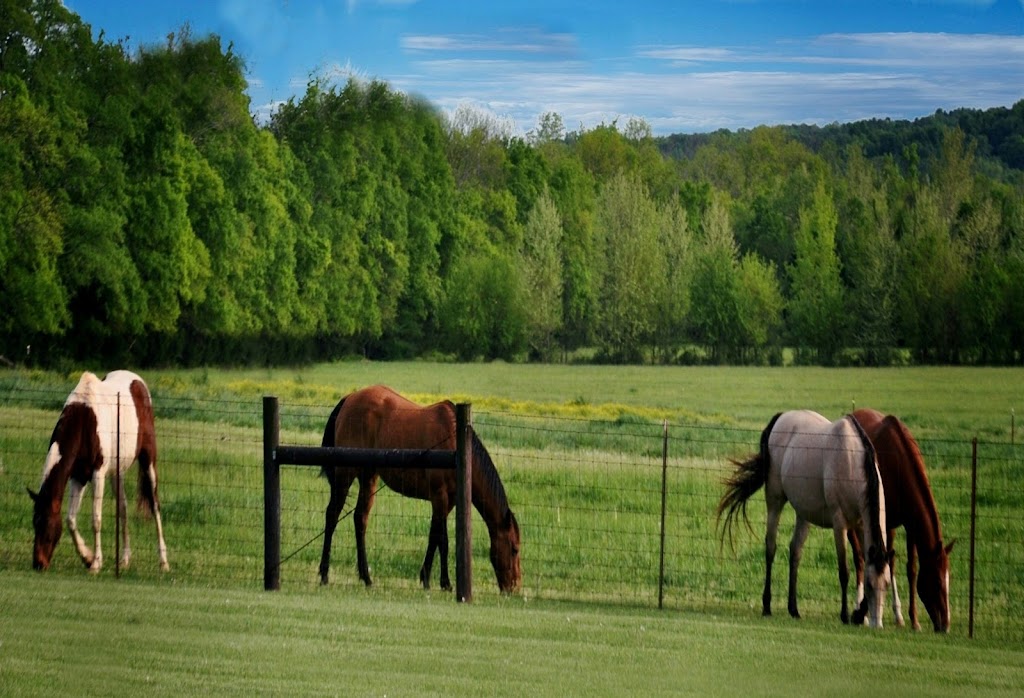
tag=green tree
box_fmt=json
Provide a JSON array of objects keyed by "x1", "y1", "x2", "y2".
[
  {"x1": 787, "y1": 177, "x2": 846, "y2": 364},
  {"x1": 520, "y1": 189, "x2": 564, "y2": 361},
  {"x1": 689, "y1": 194, "x2": 743, "y2": 363},
  {"x1": 593, "y1": 172, "x2": 662, "y2": 362}
]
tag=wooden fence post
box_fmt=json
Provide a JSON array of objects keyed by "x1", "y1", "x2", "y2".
[
  {"x1": 455, "y1": 403, "x2": 473, "y2": 603},
  {"x1": 263, "y1": 396, "x2": 281, "y2": 591}
]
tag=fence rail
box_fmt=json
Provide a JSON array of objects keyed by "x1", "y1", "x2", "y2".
[{"x1": 1, "y1": 385, "x2": 1021, "y2": 640}]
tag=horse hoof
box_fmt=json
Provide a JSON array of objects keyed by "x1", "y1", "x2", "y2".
[
  {"x1": 762, "y1": 608, "x2": 772, "y2": 617},
  {"x1": 160, "y1": 562, "x2": 170, "y2": 573},
  {"x1": 840, "y1": 612, "x2": 850, "y2": 625}
]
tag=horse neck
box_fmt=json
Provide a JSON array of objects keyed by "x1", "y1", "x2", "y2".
[
  {"x1": 889, "y1": 425, "x2": 943, "y2": 548},
  {"x1": 469, "y1": 437, "x2": 511, "y2": 531}
]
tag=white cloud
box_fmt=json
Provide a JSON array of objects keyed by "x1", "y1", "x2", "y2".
[{"x1": 401, "y1": 28, "x2": 577, "y2": 56}]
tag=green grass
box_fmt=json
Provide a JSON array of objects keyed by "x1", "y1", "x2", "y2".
[
  {"x1": 1, "y1": 362, "x2": 1024, "y2": 694},
  {"x1": 1, "y1": 572, "x2": 1022, "y2": 697}
]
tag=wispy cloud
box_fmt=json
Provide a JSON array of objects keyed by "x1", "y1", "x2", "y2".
[
  {"x1": 400, "y1": 25, "x2": 1023, "y2": 135},
  {"x1": 402, "y1": 27, "x2": 577, "y2": 57}
]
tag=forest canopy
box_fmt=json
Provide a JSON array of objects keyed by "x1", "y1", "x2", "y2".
[{"x1": 2, "y1": 0, "x2": 1023, "y2": 367}]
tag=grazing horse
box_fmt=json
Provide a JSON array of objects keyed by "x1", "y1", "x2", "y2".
[
  {"x1": 319, "y1": 385, "x2": 522, "y2": 593},
  {"x1": 28, "y1": 370, "x2": 169, "y2": 573},
  {"x1": 717, "y1": 410, "x2": 891, "y2": 627},
  {"x1": 850, "y1": 409, "x2": 955, "y2": 632}
]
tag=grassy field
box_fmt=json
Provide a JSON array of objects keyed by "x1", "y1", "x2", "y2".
[
  {"x1": 2, "y1": 572, "x2": 1023, "y2": 697},
  {"x1": 1, "y1": 362, "x2": 1024, "y2": 695}
]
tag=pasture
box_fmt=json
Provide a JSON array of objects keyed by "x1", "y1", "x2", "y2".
[
  {"x1": 2, "y1": 572, "x2": 1022, "y2": 697},
  {"x1": 1, "y1": 362, "x2": 1024, "y2": 694}
]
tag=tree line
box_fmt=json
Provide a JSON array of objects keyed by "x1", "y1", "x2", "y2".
[{"x1": 2, "y1": 0, "x2": 1023, "y2": 367}]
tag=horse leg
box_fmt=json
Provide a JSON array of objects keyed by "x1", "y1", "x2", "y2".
[
  {"x1": 833, "y1": 524, "x2": 851, "y2": 624},
  {"x1": 848, "y1": 529, "x2": 864, "y2": 607},
  {"x1": 66, "y1": 479, "x2": 94, "y2": 567},
  {"x1": 787, "y1": 517, "x2": 811, "y2": 619},
  {"x1": 139, "y1": 450, "x2": 169, "y2": 571},
  {"x1": 906, "y1": 538, "x2": 920, "y2": 630},
  {"x1": 762, "y1": 503, "x2": 783, "y2": 616},
  {"x1": 888, "y1": 529, "x2": 904, "y2": 627},
  {"x1": 354, "y1": 472, "x2": 378, "y2": 587},
  {"x1": 88, "y1": 473, "x2": 106, "y2": 573},
  {"x1": 422, "y1": 497, "x2": 452, "y2": 591},
  {"x1": 319, "y1": 469, "x2": 355, "y2": 585},
  {"x1": 117, "y1": 468, "x2": 131, "y2": 568}
]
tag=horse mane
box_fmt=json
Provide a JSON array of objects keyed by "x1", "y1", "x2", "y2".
[
  {"x1": 846, "y1": 414, "x2": 885, "y2": 564},
  {"x1": 882, "y1": 415, "x2": 943, "y2": 542},
  {"x1": 470, "y1": 428, "x2": 511, "y2": 516},
  {"x1": 319, "y1": 395, "x2": 347, "y2": 478}
]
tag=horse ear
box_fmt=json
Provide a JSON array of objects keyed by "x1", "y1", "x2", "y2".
[
  {"x1": 26, "y1": 487, "x2": 38, "y2": 503},
  {"x1": 944, "y1": 539, "x2": 957, "y2": 555}
]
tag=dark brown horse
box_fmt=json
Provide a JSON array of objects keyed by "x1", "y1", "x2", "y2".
[
  {"x1": 318, "y1": 385, "x2": 522, "y2": 593},
  {"x1": 28, "y1": 370, "x2": 169, "y2": 573},
  {"x1": 850, "y1": 408, "x2": 955, "y2": 632}
]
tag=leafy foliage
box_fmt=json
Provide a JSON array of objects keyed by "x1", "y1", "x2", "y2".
[{"x1": 1, "y1": 0, "x2": 1023, "y2": 366}]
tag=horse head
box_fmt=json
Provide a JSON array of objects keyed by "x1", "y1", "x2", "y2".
[
  {"x1": 918, "y1": 539, "x2": 956, "y2": 633},
  {"x1": 27, "y1": 487, "x2": 62, "y2": 570},
  {"x1": 856, "y1": 544, "x2": 892, "y2": 628},
  {"x1": 488, "y1": 509, "x2": 522, "y2": 594}
]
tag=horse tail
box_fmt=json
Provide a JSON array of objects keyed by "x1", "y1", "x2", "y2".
[
  {"x1": 716, "y1": 412, "x2": 781, "y2": 551},
  {"x1": 319, "y1": 396, "x2": 347, "y2": 479},
  {"x1": 136, "y1": 451, "x2": 158, "y2": 517}
]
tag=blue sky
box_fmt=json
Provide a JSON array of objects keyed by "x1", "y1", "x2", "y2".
[{"x1": 66, "y1": 0, "x2": 1024, "y2": 135}]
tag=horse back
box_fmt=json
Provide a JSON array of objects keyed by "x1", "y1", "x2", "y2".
[{"x1": 333, "y1": 385, "x2": 457, "y2": 499}]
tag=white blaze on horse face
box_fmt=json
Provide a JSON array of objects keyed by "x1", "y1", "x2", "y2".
[{"x1": 866, "y1": 561, "x2": 891, "y2": 628}]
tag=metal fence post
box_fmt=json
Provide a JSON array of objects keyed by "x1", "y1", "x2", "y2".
[
  {"x1": 115, "y1": 392, "x2": 121, "y2": 579},
  {"x1": 969, "y1": 437, "x2": 977, "y2": 639},
  {"x1": 455, "y1": 403, "x2": 473, "y2": 603},
  {"x1": 263, "y1": 396, "x2": 281, "y2": 591},
  {"x1": 658, "y1": 420, "x2": 668, "y2": 610}
]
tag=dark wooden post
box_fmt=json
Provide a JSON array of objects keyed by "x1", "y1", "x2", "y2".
[
  {"x1": 263, "y1": 396, "x2": 281, "y2": 591},
  {"x1": 455, "y1": 403, "x2": 473, "y2": 603}
]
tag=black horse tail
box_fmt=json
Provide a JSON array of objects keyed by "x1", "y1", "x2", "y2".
[
  {"x1": 716, "y1": 412, "x2": 782, "y2": 551},
  {"x1": 319, "y1": 396, "x2": 346, "y2": 479}
]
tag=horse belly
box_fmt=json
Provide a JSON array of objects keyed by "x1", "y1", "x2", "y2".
[{"x1": 779, "y1": 455, "x2": 832, "y2": 529}]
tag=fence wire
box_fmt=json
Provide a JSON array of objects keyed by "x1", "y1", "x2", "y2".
[{"x1": 1, "y1": 386, "x2": 1021, "y2": 640}]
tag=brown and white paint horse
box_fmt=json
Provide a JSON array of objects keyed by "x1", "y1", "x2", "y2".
[{"x1": 28, "y1": 370, "x2": 169, "y2": 573}]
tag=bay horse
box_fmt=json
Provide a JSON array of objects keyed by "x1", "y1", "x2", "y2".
[
  {"x1": 850, "y1": 409, "x2": 955, "y2": 632},
  {"x1": 717, "y1": 410, "x2": 891, "y2": 627},
  {"x1": 28, "y1": 370, "x2": 169, "y2": 572},
  {"x1": 318, "y1": 385, "x2": 522, "y2": 593}
]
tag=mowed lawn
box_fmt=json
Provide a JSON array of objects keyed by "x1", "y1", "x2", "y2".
[
  {"x1": 3, "y1": 362, "x2": 1024, "y2": 696},
  {"x1": 1, "y1": 571, "x2": 1022, "y2": 697}
]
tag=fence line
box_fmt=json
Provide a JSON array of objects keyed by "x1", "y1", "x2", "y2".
[{"x1": 0, "y1": 386, "x2": 1020, "y2": 639}]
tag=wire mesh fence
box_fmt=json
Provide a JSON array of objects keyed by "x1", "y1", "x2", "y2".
[{"x1": 1, "y1": 384, "x2": 1021, "y2": 640}]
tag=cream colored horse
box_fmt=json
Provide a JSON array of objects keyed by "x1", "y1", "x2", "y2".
[{"x1": 718, "y1": 410, "x2": 891, "y2": 627}]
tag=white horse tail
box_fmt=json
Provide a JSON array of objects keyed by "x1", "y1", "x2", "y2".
[{"x1": 717, "y1": 412, "x2": 783, "y2": 550}]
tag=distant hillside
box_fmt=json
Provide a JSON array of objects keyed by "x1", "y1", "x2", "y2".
[{"x1": 658, "y1": 100, "x2": 1024, "y2": 179}]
